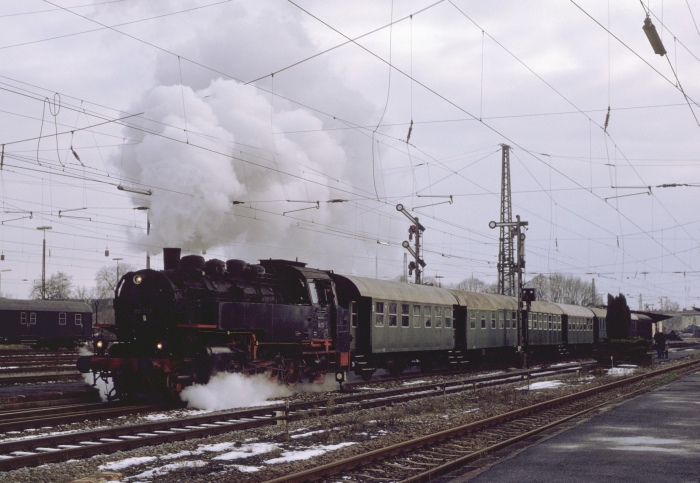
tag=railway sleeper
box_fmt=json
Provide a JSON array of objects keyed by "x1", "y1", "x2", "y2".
[
  {"x1": 412, "y1": 454, "x2": 443, "y2": 463},
  {"x1": 386, "y1": 462, "x2": 424, "y2": 471},
  {"x1": 357, "y1": 474, "x2": 395, "y2": 482}
]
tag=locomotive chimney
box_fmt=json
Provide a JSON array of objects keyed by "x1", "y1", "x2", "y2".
[{"x1": 163, "y1": 248, "x2": 181, "y2": 270}]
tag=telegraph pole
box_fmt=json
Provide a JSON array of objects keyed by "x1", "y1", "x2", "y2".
[{"x1": 36, "y1": 226, "x2": 52, "y2": 300}]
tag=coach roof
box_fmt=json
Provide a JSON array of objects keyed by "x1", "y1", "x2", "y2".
[
  {"x1": 333, "y1": 275, "x2": 458, "y2": 305},
  {"x1": 0, "y1": 299, "x2": 92, "y2": 313}
]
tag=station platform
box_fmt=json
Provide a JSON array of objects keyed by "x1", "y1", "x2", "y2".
[{"x1": 442, "y1": 367, "x2": 700, "y2": 482}]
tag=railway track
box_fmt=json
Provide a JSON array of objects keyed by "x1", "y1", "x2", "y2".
[
  {"x1": 0, "y1": 351, "x2": 82, "y2": 384},
  {"x1": 0, "y1": 401, "x2": 178, "y2": 433},
  {"x1": 0, "y1": 362, "x2": 613, "y2": 472},
  {"x1": 0, "y1": 373, "x2": 83, "y2": 385},
  {"x1": 0, "y1": 388, "x2": 99, "y2": 412},
  {"x1": 265, "y1": 358, "x2": 700, "y2": 482}
]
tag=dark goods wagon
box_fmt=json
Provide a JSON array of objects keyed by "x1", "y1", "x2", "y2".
[
  {"x1": 78, "y1": 249, "x2": 350, "y2": 401},
  {"x1": 0, "y1": 299, "x2": 93, "y2": 349}
]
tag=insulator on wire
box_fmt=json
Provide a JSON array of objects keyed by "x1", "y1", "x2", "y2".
[
  {"x1": 604, "y1": 106, "x2": 610, "y2": 132},
  {"x1": 642, "y1": 16, "x2": 666, "y2": 56}
]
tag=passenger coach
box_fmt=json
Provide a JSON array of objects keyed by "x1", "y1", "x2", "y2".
[
  {"x1": 558, "y1": 303, "x2": 595, "y2": 353},
  {"x1": 528, "y1": 300, "x2": 564, "y2": 350},
  {"x1": 448, "y1": 290, "x2": 518, "y2": 359},
  {"x1": 0, "y1": 299, "x2": 92, "y2": 349},
  {"x1": 331, "y1": 274, "x2": 456, "y2": 378}
]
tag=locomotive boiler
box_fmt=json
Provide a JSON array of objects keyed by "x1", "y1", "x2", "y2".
[{"x1": 78, "y1": 248, "x2": 350, "y2": 401}]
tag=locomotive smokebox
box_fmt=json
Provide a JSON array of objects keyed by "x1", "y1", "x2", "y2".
[{"x1": 163, "y1": 248, "x2": 181, "y2": 270}]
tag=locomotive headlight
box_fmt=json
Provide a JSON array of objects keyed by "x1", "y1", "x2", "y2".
[
  {"x1": 133, "y1": 274, "x2": 143, "y2": 285},
  {"x1": 155, "y1": 341, "x2": 166, "y2": 351},
  {"x1": 94, "y1": 339, "x2": 106, "y2": 355}
]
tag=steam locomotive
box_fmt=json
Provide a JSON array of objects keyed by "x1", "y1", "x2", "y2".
[
  {"x1": 78, "y1": 248, "x2": 350, "y2": 400},
  {"x1": 78, "y1": 248, "x2": 609, "y2": 401}
]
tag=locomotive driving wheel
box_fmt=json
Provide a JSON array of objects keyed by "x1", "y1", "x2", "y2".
[
  {"x1": 268, "y1": 355, "x2": 301, "y2": 386},
  {"x1": 281, "y1": 358, "x2": 300, "y2": 386}
]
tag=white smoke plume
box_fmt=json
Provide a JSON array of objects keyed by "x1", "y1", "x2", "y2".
[
  {"x1": 118, "y1": 78, "x2": 350, "y2": 260},
  {"x1": 180, "y1": 372, "x2": 339, "y2": 411}
]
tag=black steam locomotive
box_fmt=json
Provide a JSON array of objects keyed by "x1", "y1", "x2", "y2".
[{"x1": 78, "y1": 248, "x2": 350, "y2": 400}]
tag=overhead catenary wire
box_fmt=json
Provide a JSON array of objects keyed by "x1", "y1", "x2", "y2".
[{"x1": 1, "y1": 2, "x2": 696, "y2": 302}]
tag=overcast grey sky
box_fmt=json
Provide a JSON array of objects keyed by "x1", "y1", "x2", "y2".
[{"x1": 0, "y1": 1, "x2": 698, "y2": 309}]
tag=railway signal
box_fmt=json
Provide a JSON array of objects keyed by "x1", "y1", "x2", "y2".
[
  {"x1": 489, "y1": 215, "x2": 530, "y2": 367},
  {"x1": 397, "y1": 204, "x2": 426, "y2": 284}
]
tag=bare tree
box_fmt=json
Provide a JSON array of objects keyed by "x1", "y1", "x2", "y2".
[
  {"x1": 94, "y1": 263, "x2": 135, "y2": 299},
  {"x1": 72, "y1": 285, "x2": 95, "y2": 301},
  {"x1": 525, "y1": 273, "x2": 601, "y2": 306},
  {"x1": 454, "y1": 275, "x2": 489, "y2": 292},
  {"x1": 30, "y1": 272, "x2": 73, "y2": 300}
]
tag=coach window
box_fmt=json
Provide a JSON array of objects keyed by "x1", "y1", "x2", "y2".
[
  {"x1": 469, "y1": 312, "x2": 476, "y2": 329},
  {"x1": 491, "y1": 312, "x2": 496, "y2": 329},
  {"x1": 512, "y1": 311, "x2": 517, "y2": 330},
  {"x1": 30, "y1": 313, "x2": 37, "y2": 325},
  {"x1": 21, "y1": 312, "x2": 27, "y2": 325},
  {"x1": 350, "y1": 301, "x2": 358, "y2": 328},
  {"x1": 444, "y1": 307, "x2": 452, "y2": 328},
  {"x1": 498, "y1": 312, "x2": 503, "y2": 329},
  {"x1": 401, "y1": 304, "x2": 410, "y2": 327},
  {"x1": 75, "y1": 314, "x2": 82, "y2": 326},
  {"x1": 388, "y1": 302, "x2": 398, "y2": 327},
  {"x1": 424, "y1": 306, "x2": 432, "y2": 327},
  {"x1": 434, "y1": 306, "x2": 442, "y2": 328},
  {"x1": 413, "y1": 305, "x2": 422, "y2": 328},
  {"x1": 528, "y1": 313, "x2": 533, "y2": 330},
  {"x1": 375, "y1": 301, "x2": 385, "y2": 327},
  {"x1": 59, "y1": 313, "x2": 67, "y2": 326},
  {"x1": 548, "y1": 314, "x2": 552, "y2": 330},
  {"x1": 480, "y1": 313, "x2": 486, "y2": 329}
]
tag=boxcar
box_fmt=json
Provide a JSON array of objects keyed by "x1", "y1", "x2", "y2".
[{"x1": 0, "y1": 299, "x2": 93, "y2": 349}]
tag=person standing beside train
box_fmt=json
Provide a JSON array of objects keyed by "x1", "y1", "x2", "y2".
[{"x1": 653, "y1": 330, "x2": 666, "y2": 359}]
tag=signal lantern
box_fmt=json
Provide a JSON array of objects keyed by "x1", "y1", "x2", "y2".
[
  {"x1": 408, "y1": 261, "x2": 416, "y2": 275},
  {"x1": 408, "y1": 224, "x2": 417, "y2": 240}
]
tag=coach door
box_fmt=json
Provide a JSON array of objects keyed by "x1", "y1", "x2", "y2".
[
  {"x1": 351, "y1": 297, "x2": 372, "y2": 354},
  {"x1": 349, "y1": 300, "x2": 358, "y2": 351},
  {"x1": 453, "y1": 306, "x2": 467, "y2": 350}
]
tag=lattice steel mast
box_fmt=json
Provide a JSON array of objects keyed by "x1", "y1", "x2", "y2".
[{"x1": 498, "y1": 144, "x2": 516, "y2": 296}]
